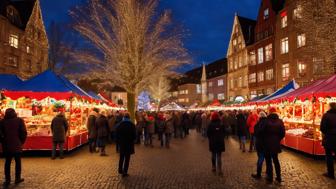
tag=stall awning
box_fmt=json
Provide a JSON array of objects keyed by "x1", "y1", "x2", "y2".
[
  {"x1": 258, "y1": 80, "x2": 299, "y2": 102},
  {"x1": 161, "y1": 102, "x2": 185, "y2": 111},
  {"x1": 0, "y1": 74, "x2": 24, "y2": 91}
]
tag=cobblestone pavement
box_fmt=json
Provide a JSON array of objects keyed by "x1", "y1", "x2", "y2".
[{"x1": 1, "y1": 131, "x2": 335, "y2": 189}]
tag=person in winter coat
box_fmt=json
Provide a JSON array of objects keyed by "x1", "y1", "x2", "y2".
[
  {"x1": 156, "y1": 113, "x2": 166, "y2": 147},
  {"x1": 236, "y1": 111, "x2": 248, "y2": 152},
  {"x1": 165, "y1": 113, "x2": 174, "y2": 148},
  {"x1": 108, "y1": 112, "x2": 116, "y2": 143},
  {"x1": 207, "y1": 112, "x2": 225, "y2": 176},
  {"x1": 251, "y1": 111, "x2": 267, "y2": 179},
  {"x1": 181, "y1": 112, "x2": 191, "y2": 137},
  {"x1": 145, "y1": 114, "x2": 155, "y2": 147},
  {"x1": 247, "y1": 111, "x2": 259, "y2": 152},
  {"x1": 201, "y1": 112, "x2": 208, "y2": 137},
  {"x1": 135, "y1": 112, "x2": 146, "y2": 144},
  {"x1": 320, "y1": 102, "x2": 336, "y2": 179},
  {"x1": 51, "y1": 111, "x2": 69, "y2": 159},
  {"x1": 87, "y1": 108, "x2": 99, "y2": 153},
  {"x1": 116, "y1": 113, "x2": 136, "y2": 177},
  {"x1": 0, "y1": 108, "x2": 27, "y2": 187},
  {"x1": 264, "y1": 107, "x2": 285, "y2": 183},
  {"x1": 96, "y1": 111, "x2": 110, "y2": 156}
]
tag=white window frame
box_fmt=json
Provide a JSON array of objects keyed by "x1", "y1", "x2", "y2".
[
  {"x1": 266, "y1": 69, "x2": 274, "y2": 80},
  {"x1": 297, "y1": 33, "x2": 306, "y2": 48},
  {"x1": 281, "y1": 37, "x2": 289, "y2": 54},
  {"x1": 282, "y1": 63, "x2": 290, "y2": 80},
  {"x1": 264, "y1": 8, "x2": 269, "y2": 20},
  {"x1": 265, "y1": 44, "x2": 272, "y2": 61},
  {"x1": 218, "y1": 79, "x2": 224, "y2": 86},
  {"x1": 258, "y1": 71, "x2": 264, "y2": 82},
  {"x1": 9, "y1": 34, "x2": 19, "y2": 48},
  {"x1": 217, "y1": 93, "x2": 225, "y2": 100},
  {"x1": 249, "y1": 51, "x2": 256, "y2": 65},
  {"x1": 258, "y1": 47, "x2": 264, "y2": 64},
  {"x1": 281, "y1": 13, "x2": 288, "y2": 28},
  {"x1": 249, "y1": 73, "x2": 256, "y2": 83}
]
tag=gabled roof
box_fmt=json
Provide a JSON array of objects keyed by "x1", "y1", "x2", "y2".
[
  {"x1": 0, "y1": 0, "x2": 36, "y2": 30},
  {"x1": 237, "y1": 16, "x2": 256, "y2": 45}
]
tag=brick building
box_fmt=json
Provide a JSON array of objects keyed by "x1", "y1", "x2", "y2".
[
  {"x1": 247, "y1": 0, "x2": 277, "y2": 99},
  {"x1": 275, "y1": 0, "x2": 325, "y2": 88},
  {"x1": 227, "y1": 14, "x2": 256, "y2": 102},
  {"x1": 0, "y1": 0, "x2": 48, "y2": 79}
]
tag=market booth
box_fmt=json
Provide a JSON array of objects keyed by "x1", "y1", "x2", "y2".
[
  {"x1": 254, "y1": 76, "x2": 336, "y2": 155},
  {"x1": 0, "y1": 70, "x2": 116, "y2": 151}
]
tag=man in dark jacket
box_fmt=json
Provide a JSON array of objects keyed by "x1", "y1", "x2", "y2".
[
  {"x1": 251, "y1": 111, "x2": 267, "y2": 179},
  {"x1": 116, "y1": 113, "x2": 136, "y2": 177},
  {"x1": 51, "y1": 111, "x2": 69, "y2": 159},
  {"x1": 207, "y1": 112, "x2": 225, "y2": 176},
  {"x1": 96, "y1": 111, "x2": 109, "y2": 156},
  {"x1": 87, "y1": 108, "x2": 99, "y2": 153},
  {"x1": 264, "y1": 107, "x2": 285, "y2": 183},
  {"x1": 0, "y1": 108, "x2": 27, "y2": 187},
  {"x1": 236, "y1": 111, "x2": 248, "y2": 152},
  {"x1": 320, "y1": 102, "x2": 336, "y2": 179}
]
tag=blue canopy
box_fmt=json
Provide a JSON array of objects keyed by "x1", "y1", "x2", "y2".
[
  {"x1": 20, "y1": 70, "x2": 92, "y2": 98},
  {"x1": 0, "y1": 74, "x2": 24, "y2": 90},
  {"x1": 87, "y1": 91, "x2": 103, "y2": 101},
  {"x1": 259, "y1": 80, "x2": 299, "y2": 102}
]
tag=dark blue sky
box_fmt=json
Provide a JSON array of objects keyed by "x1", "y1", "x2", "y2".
[{"x1": 40, "y1": 0, "x2": 260, "y2": 70}]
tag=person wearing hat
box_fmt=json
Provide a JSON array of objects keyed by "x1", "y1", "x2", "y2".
[
  {"x1": 251, "y1": 111, "x2": 267, "y2": 179},
  {"x1": 51, "y1": 109, "x2": 68, "y2": 159},
  {"x1": 207, "y1": 111, "x2": 225, "y2": 176},
  {"x1": 264, "y1": 107, "x2": 285, "y2": 183},
  {"x1": 320, "y1": 102, "x2": 336, "y2": 179},
  {"x1": 116, "y1": 113, "x2": 136, "y2": 177},
  {"x1": 0, "y1": 108, "x2": 27, "y2": 187}
]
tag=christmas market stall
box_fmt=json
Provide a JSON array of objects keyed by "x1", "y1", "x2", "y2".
[
  {"x1": 0, "y1": 70, "x2": 115, "y2": 151},
  {"x1": 260, "y1": 75, "x2": 336, "y2": 155}
]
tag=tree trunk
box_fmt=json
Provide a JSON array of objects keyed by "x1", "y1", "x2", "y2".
[
  {"x1": 127, "y1": 92, "x2": 136, "y2": 122},
  {"x1": 157, "y1": 100, "x2": 161, "y2": 112}
]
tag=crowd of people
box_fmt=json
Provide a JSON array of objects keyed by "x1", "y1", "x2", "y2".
[{"x1": 0, "y1": 102, "x2": 335, "y2": 187}]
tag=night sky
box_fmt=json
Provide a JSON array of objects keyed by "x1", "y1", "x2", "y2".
[{"x1": 40, "y1": 0, "x2": 260, "y2": 71}]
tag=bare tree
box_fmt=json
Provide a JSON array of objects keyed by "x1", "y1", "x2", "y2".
[
  {"x1": 70, "y1": 0, "x2": 189, "y2": 120},
  {"x1": 148, "y1": 75, "x2": 171, "y2": 111},
  {"x1": 296, "y1": 0, "x2": 336, "y2": 76}
]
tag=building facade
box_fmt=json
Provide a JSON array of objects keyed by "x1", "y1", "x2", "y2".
[
  {"x1": 275, "y1": 0, "x2": 325, "y2": 88},
  {"x1": 248, "y1": 0, "x2": 277, "y2": 99},
  {"x1": 227, "y1": 15, "x2": 256, "y2": 102},
  {"x1": 0, "y1": 0, "x2": 48, "y2": 79}
]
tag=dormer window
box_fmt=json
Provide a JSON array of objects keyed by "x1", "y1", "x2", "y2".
[
  {"x1": 264, "y1": 8, "x2": 269, "y2": 20},
  {"x1": 6, "y1": 6, "x2": 22, "y2": 27}
]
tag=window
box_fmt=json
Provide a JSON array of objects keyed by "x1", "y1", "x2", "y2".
[
  {"x1": 26, "y1": 46, "x2": 31, "y2": 54},
  {"x1": 9, "y1": 34, "x2": 19, "y2": 48},
  {"x1": 185, "y1": 98, "x2": 189, "y2": 103},
  {"x1": 218, "y1": 79, "x2": 224, "y2": 86},
  {"x1": 258, "y1": 47, "x2": 264, "y2": 64},
  {"x1": 297, "y1": 61, "x2": 307, "y2": 77},
  {"x1": 229, "y1": 60, "x2": 233, "y2": 71},
  {"x1": 249, "y1": 73, "x2": 256, "y2": 83},
  {"x1": 208, "y1": 82, "x2": 213, "y2": 87},
  {"x1": 297, "y1": 33, "x2": 306, "y2": 48},
  {"x1": 249, "y1": 51, "x2": 256, "y2": 65},
  {"x1": 243, "y1": 75, "x2": 248, "y2": 87},
  {"x1": 233, "y1": 39, "x2": 237, "y2": 46},
  {"x1": 238, "y1": 55, "x2": 242, "y2": 67},
  {"x1": 7, "y1": 56, "x2": 18, "y2": 67},
  {"x1": 218, "y1": 93, "x2": 225, "y2": 100},
  {"x1": 266, "y1": 88, "x2": 273, "y2": 95},
  {"x1": 258, "y1": 71, "x2": 264, "y2": 82},
  {"x1": 265, "y1": 44, "x2": 272, "y2": 61},
  {"x1": 238, "y1": 77, "x2": 242, "y2": 87},
  {"x1": 196, "y1": 84, "x2": 202, "y2": 94},
  {"x1": 264, "y1": 8, "x2": 269, "y2": 20},
  {"x1": 281, "y1": 37, "x2": 289, "y2": 54},
  {"x1": 282, "y1": 64, "x2": 290, "y2": 80},
  {"x1": 313, "y1": 58, "x2": 323, "y2": 74},
  {"x1": 235, "y1": 25, "x2": 239, "y2": 33},
  {"x1": 281, "y1": 11, "x2": 288, "y2": 28},
  {"x1": 178, "y1": 98, "x2": 185, "y2": 103},
  {"x1": 234, "y1": 58, "x2": 238, "y2": 69},
  {"x1": 230, "y1": 79, "x2": 234, "y2": 89},
  {"x1": 294, "y1": 5, "x2": 302, "y2": 19},
  {"x1": 266, "y1": 69, "x2": 274, "y2": 80},
  {"x1": 208, "y1": 93, "x2": 214, "y2": 101}
]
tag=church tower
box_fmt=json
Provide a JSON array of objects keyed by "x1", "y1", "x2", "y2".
[{"x1": 201, "y1": 63, "x2": 207, "y2": 103}]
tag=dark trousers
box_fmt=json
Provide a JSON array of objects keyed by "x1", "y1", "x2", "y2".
[
  {"x1": 5, "y1": 153, "x2": 22, "y2": 182},
  {"x1": 256, "y1": 151, "x2": 265, "y2": 176},
  {"x1": 265, "y1": 153, "x2": 281, "y2": 180},
  {"x1": 325, "y1": 148, "x2": 336, "y2": 177},
  {"x1": 249, "y1": 134, "x2": 255, "y2": 151},
  {"x1": 211, "y1": 152, "x2": 222, "y2": 172},
  {"x1": 165, "y1": 133, "x2": 171, "y2": 147},
  {"x1": 119, "y1": 153, "x2": 131, "y2": 174},
  {"x1": 158, "y1": 132, "x2": 164, "y2": 147},
  {"x1": 52, "y1": 142, "x2": 64, "y2": 158},
  {"x1": 89, "y1": 138, "x2": 96, "y2": 153}
]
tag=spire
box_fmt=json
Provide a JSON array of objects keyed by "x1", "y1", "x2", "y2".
[
  {"x1": 26, "y1": 0, "x2": 48, "y2": 45},
  {"x1": 201, "y1": 63, "x2": 207, "y2": 81}
]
